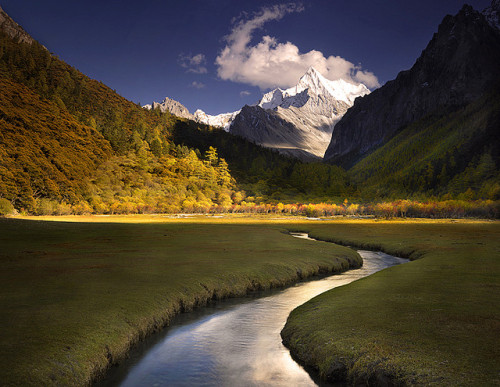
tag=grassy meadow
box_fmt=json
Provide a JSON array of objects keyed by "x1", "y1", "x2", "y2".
[
  {"x1": 282, "y1": 220, "x2": 500, "y2": 385},
  {"x1": 1, "y1": 215, "x2": 498, "y2": 386},
  {"x1": 0, "y1": 215, "x2": 360, "y2": 386}
]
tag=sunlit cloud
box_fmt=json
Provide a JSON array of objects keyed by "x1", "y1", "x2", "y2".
[
  {"x1": 190, "y1": 81, "x2": 205, "y2": 89},
  {"x1": 179, "y1": 53, "x2": 208, "y2": 74},
  {"x1": 215, "y1": 3, "x2": 379, "y2": 89},
  {"x1": 240, "y1": 90, "x2": 251, "y2": 97}
]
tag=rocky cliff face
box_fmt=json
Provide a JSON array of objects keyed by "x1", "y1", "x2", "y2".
[
  {"x1": 143, "y1": 97, "x2": 194, "y2": 120},
  {"x1": 324, "y1": 3, "x2": 500, "y2": 167},
  {"x1": 0, "y1": 6, "x2": 35, "y2": 45},
  {"x1": 484, "y1": 0, "x2": 500, "y2": 29}
]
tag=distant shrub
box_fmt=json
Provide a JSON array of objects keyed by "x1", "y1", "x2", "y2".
[
  {"x1": 54, "y1": 202, "x2": 73, "y2": 215},
  {"x1": 0, "y1": 198, "x2": 15, "y2": 215},
  {"x1": 34, "y1": 199, "x2": 73, "y2": 216},
  {"x1": 305, "y1": 204, "x2": 322, "y2": 218},
  {"x1": 35, "y1": 198, "x2": 57, "y2": 215},
  {"x1": 72, "y1": 201, "x2": 94, "y2": 215}
]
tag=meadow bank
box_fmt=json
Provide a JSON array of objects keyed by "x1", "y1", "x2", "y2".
[{"x1": 282, "y1": 220, "x2": 500, "y2": 386}]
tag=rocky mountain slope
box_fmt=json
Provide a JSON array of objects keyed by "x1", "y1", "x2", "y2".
[
  {"x1": 484, "y1": 0, "x2": 500, "y2": 29},
  {"x1": 324, "y1": 2, "x2": 500, "y2": 167},
  {"x1": 230, "y1": 67, "x2": 368, "y2": 160},
  {"x1": 143, "y1": 97, "x2": 194, "y2": 120},
  {"x1": 0, "y1": 5, "x2": 35, "y2": 45},
  {"x1": 349, "y1": 87, "x2": 500, "y2": 199}
]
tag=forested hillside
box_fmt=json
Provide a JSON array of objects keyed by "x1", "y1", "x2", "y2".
[
  {"x1": 0, "y1": 6, "x2": 498, "y2": 217},
  {"x1": 349, "y1": 87, "x2": 500, "y2": 200},
  {"x1": 171, "y1": 120, "x2": 353, "y2": 202},
  {"x1": 0, "y1": 77, "x2": 111, "y2": 211},
  {"x1": 0, "y1": 26, "x2": 355, "y2": 214},
  {"x1": 0, "y1": 29, "x2": 240, "y2": 214}
]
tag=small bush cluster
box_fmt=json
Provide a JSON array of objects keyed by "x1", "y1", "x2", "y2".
[{"x1": 0, "y1": 198, "x2": 15, "y2": 215}]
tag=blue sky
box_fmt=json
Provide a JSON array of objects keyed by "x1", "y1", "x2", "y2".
[{"x1": 1, "y1": 0, "x2": 491, "y2": 114}]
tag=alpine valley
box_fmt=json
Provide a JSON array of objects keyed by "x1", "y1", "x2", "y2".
[
  {"x1": 0, "y1": 1, "x2": 499, "y2": 215},
  {"x1": 1, "y1": 2, "x2": 500, "y2": 387},
  {"x1": 148, "y1": 1, "x2": 500, "y2": 202}
]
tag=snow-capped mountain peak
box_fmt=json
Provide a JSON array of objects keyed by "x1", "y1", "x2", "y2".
[
  {"x1": 257, "y1": 67, "x2": 369, "y2": 110},
  {"x1": 229, "y1": 67, "x2": 372, "y2": 160},
  {"x1": 292, "y1": 66, "x2": 328, "y2": 95},
  {"x1": 289, "y1": 66, "x2": 369, "y2": 104}
]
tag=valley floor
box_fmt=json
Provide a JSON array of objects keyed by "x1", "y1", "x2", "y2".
[{"x1": 1, "y1": 215, "x2": 498, "y2": 386}]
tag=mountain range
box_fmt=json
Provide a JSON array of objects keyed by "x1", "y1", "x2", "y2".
[
  {"x1": 145, "y1": 67, "x2": 369, "y2": 160},
  {"x1": 148, "y1": 2, "x2": 499, "y2": 174},
  {"x1": 144, "y1": 1, "x2": 500, "y2": 199},
  {"x1": 229, "y1": 67, "x2": 369, "y2": 160},
  {"x1": 324, "y1": 1, "x2": 500, "y2": 199},
  {"x1": 0, "y1": 1, "x2": 498, "y2": 217}
]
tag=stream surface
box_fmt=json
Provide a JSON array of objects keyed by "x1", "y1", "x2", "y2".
[{"x1": 101, "y1": 233, "x2": 407, "y2": 387}]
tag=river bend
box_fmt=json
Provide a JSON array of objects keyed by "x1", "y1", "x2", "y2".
[{"x1": 102, "y1": 233, "x2": 406, "y2": 386}]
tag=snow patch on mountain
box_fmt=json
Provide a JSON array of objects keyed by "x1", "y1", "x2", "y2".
[{"x1": 193, "y1": 109, "x2": 240, "y2": 131}]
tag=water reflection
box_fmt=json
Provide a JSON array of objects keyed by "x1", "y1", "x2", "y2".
[{"x1": 107, "y1": 234, "x2": 406, "y2": 387}]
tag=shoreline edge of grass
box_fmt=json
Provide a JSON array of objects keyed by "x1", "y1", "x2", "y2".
[{"x1": 89, "y1": 250, "x2": 363, "y2": 385}]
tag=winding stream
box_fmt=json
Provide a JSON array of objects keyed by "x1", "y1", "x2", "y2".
[{"x1": 101, "y1": 233, "x2": 406, "y2": 386}]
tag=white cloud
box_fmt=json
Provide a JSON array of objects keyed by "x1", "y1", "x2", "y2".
[
  {"x1": 240, "y1": 90, "x2": 251, "y2": 97},
  {"x1": 190, "y1": 81, "x2": 205, "y2": 89},
  {"x1": 179, "y1": 53, "x2": 208, "y2": 74},
  {"x1": 215, "y1": 4, "x2": 379, "y2": 89}
]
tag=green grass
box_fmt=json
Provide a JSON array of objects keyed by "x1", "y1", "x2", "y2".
[
  {"x1": 0, "y1": 216, "x2": 361, "y2": 386},
  {"x1": 281, "y1": 220, "x2": 500, "y2": 386},
  {"x1": 3, "y1": 216, "x2": 498, "y2": 386}
]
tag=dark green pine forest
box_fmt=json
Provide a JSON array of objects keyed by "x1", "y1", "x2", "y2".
[{"x1": 0, "y1": 20, "x2": 498, "y2": 217}]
